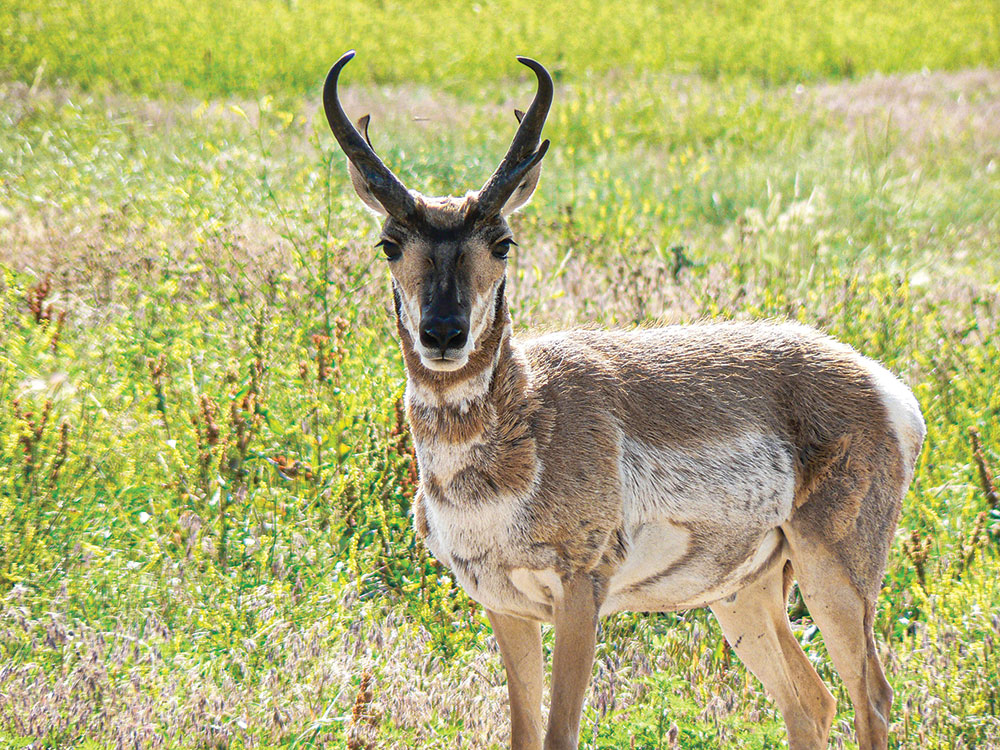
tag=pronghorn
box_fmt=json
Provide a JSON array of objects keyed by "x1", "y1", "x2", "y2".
[{"x1": 322, "y1": 50, "x2": 925, "y2": 750}]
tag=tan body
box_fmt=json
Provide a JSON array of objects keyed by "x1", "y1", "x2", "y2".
[
  {"x1": 322, "y1": 51, "x2": 926, "y2": 750},
  {"x1": 411, "y1": 321, "x2": 922, "y2": 621}
]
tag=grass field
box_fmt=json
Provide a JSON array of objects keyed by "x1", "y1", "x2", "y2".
[{"x1": 1, "y1": 1, "x2": 999, "y2": 748}]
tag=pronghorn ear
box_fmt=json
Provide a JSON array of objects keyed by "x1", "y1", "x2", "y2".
[
  {"x1": 499, "y1": 107, "x2": 543, "y2": 215},
  {"x1": 500, "y1": 159, "x2": 543, "y2": 216},
  {"x1": 346, "y1": 115, "x2": 390, "y2": 216}
]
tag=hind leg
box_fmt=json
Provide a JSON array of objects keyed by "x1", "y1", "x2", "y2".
[
  {"x1": 710, "y1": 558, "x2": 836, "y2": 750},
  {"x1": 784, "y1": 528, "x2": 894, "y2": 750}
]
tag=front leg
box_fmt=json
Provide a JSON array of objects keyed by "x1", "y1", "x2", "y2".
[
  {"x1": 544, "y1": 573, "x2": 601, "y2": 750},
  {"x1": 487, "y1": 609, "x2": 544, "y2": 750}
]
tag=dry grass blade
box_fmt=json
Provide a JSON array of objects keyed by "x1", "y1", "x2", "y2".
[{"x1": 970, "y1": 428, "x2": 999, "y2": 510}]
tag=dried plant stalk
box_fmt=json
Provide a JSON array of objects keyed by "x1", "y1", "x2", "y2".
[{"x1": 970, "y1": 428, "x2": 999, "y2": 509}]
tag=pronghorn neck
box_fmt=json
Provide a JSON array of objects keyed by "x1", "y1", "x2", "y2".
[{"x1": 401, "y1": 293, "x2": 541, "y2": 507}]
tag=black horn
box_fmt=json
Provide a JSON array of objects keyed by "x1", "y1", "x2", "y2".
[
  {"x1": 323, "y1": 51, "x2": 418, "y2": 221},
  {"x1": 475, "y1": 57, "x2": 553, "y2": 219}
]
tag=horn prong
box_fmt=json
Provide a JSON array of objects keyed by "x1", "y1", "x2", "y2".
[{"x1": 357, "y1": 114, "x2": 373, "y2": 149}]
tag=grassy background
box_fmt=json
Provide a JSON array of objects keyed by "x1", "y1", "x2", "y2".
[
  {"x1": 3, "y1": 0, "x2": 1000, "y2": 94},
  {"x1": 1, "y1": 1, "x2": 999, "y2": 748}
]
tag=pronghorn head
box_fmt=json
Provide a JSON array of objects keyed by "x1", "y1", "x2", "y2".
[{"x1": 323, "y1": 51, "x2": 551, "y2": 372}]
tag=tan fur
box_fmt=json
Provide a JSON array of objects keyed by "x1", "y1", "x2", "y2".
[{"x1": 330, "y1": 63, "x2": 925, "y2": 750}]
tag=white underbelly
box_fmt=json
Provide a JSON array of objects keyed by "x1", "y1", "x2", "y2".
[
  {"x1": 602, "y1": 526, "x2": 785, "y2": 614},
  {"x1": 602, "y1": 433, "x2": 796, "y2": 614}
]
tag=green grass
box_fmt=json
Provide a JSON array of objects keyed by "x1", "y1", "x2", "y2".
[
  {"x1": 1, "y1": 2, "x2": 1000, "y2": 748},
  {"x1": 2, "y1": 0, "x2": 999, "y2": 95}
]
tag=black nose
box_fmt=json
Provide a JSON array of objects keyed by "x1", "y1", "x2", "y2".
[{"x1": 420, "y1": 317, "x2": 468, "y2": 353}]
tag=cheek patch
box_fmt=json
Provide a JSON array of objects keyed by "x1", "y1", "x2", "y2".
[
  {"x1": 467, "y1": 278, "x2": 503, "y2": 348},
  {"x1": 393, "y1": 284, "x2": 423, "y2": 344}
]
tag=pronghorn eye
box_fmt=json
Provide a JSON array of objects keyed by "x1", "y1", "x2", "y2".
[
  {"x1": 375, "y1": 239, "x2": 402, "y2": 260},
  {"x1": 492, "y1": 238, "x2": 517, "y2": 259}
]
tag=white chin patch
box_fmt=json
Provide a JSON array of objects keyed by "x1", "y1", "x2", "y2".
[{"x1": 420, "y1": 353, "x2": 470, "y2": 372}]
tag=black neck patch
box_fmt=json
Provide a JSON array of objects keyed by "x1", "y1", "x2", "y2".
[
  {"x1": 494, "y1": 278, "x2": 507, "y2": 318},
  {"x1": 392, "y1": 285, "x2": 403, "y2": 321}
]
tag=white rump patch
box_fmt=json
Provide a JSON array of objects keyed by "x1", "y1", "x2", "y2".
[{"x1": 858, "y1": 356, "x2": 926, "y2": 473}]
